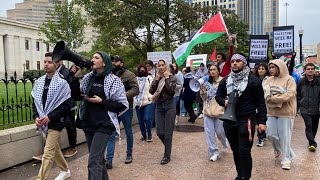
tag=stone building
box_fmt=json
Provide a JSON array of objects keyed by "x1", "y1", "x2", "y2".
[{"x1": 0, "y1": 17, "x2": 50, "y2": 78}]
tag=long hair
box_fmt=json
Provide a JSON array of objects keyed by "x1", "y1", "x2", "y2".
[
  {"x1": 254, "y1": 63, "x2": 269, "y2": 78},
  {"x1": 208, "y1": 64, "x2": 220, "y2": 84}
]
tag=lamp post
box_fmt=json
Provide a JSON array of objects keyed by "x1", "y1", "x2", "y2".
[{"x1": 298, "y1": 27, "x2": 304, "y2": 64}]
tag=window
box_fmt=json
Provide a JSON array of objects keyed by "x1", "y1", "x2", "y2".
[
  {"x1": 229, "y1": 4, "x2": 231, "y2": 8},
  {"x1": 25, "y1": 40, "x2": 29, "y2": 50},
  {"x1": 46, "y1": 43, "x2": 49, "y2": 52},
  {"x1": 36, "y1": 41, "x2": 40, "y2": 51},
  {"x1": 26, "y1": 60, "x2": 30, "y2": 70},
  {"x1": 37, "y1": 61, "x2": 40, "y2": 70}
]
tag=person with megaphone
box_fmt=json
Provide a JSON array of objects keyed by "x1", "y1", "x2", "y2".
[
  {"x1": 182, "y1": 66, "x2": 198, "y2": 123},
  {"x1": 215, "y1": 53, "x2": 267, "y2": 180},
  {"x1": 200, "y1": 64, "x2": 228, "y2": 162}
]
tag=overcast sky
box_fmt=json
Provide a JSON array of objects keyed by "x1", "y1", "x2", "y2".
[{"x1": 0, "y1": 0, "x2": 319, "y2": 46}]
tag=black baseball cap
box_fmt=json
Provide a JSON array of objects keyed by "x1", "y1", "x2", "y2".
[{"x1": 111, "y1": 55, "x2": 123, "y2": 62}]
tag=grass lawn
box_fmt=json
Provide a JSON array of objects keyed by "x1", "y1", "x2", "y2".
[{"x1": 0, "y1": 82, "x2": 34, "y2": 130}]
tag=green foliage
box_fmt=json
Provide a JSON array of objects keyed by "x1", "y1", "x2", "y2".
[
  {"x1": 23, "y1": 70, "x2": 45, "y2": 79},
  {"x1": 75, "y1": 1, "x2": 249, "y2": 69},
  {"x1": 39, "y1": 0, "x2": 87, "y2": 49}
]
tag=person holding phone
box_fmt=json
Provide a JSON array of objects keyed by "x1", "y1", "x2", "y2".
[
  {"x1": 149, "y1": 59, "x2": 177, "y2": 165},
  {"x1": 79, "y1": 51, "x2": 128, "y2": 180}
]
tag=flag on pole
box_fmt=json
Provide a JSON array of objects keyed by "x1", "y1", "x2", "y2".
[
  {"x1": 209, "y1": 47, "x2": 217, "y2": 62},
  {"x1": 173, "y1": 12, "x2": 228, "y2": 67}
]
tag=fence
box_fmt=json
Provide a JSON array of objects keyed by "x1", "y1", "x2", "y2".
[{"x1": 0, "y1": 71, "x2": 40, "y2": 129}]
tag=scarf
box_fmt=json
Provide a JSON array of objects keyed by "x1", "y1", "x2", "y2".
[
  {"x1": 31, "y1": 72, "x2": 71, "y2": 139},
  {"x1": 151, "y1": 77, "x2": 166, "y2": 103},
  {"x1": 134, "y1": 76, "x2": 147, "y2": 107},
  {"x1": 80, "y1": 72, "x2": 129, "y2": 136},
  {"x1": 226, "y1": 66, "x2": 250, "y2": 96}
]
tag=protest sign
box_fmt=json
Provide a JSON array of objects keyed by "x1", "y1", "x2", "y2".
[
  {"x1": 273, "y1": 26, "x2": 294, "y2": 57},
  {"x1": 249, "y1": 35, "x2": 269, "y2": 65},
  {"x1": 147, "y1": 51, "x2": 172, "y2": 64},
  {"x1": 186, "y1": 54, "x2": 207, "y2": 67}
]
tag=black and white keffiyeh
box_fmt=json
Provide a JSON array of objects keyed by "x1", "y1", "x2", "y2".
[
  {"x1": 226, "y1": 66, "x2": 250, "y2": 96},
  {"x1": 80, "y1": 72, "x2": 129, "y2": 136},
  {"x1": 31, "y1": 72, "x2": 71, "y2": 139},
  {"x1": 134, "y1": 77, "x2": 147, "y2": 108}
]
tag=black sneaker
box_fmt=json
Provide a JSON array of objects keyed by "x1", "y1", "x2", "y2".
[
  {"x1": 125, "y1": 155, "x2": 133, "y2": 164},
  {"x1": 140, "y1": 136, "x2": 147, "y2": 141},
  {"x1": 147, "y1": 135, "x2": 153, "y2": 142},
  {"x1": 105, "y1": 161, "x2": 112, "y2": 169},
  {"x1": 160, "y1": 156, "x2": 170, "y2": 165}
]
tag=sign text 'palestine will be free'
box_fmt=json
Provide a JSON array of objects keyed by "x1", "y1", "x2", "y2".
[
  {"x1": 250, "y1": 40, "x2": 268, "y2": 59},
  {"x1": 273, "y1": 27, "x2": 294, "y2": 55}
]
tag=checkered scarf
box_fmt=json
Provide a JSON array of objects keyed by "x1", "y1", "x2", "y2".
[
  {"x1": 31, "y1": 72, "x2": 71, "y2": 139},
  {"x1": 80, "y1": 72, "x2": 129, "y2": 136},
  {"x1": 226, "y1": 66, "x2": 250, "y2": 96}
]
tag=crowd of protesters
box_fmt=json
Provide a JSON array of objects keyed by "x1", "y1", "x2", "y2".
[{"x1": 31, "y1": 37, "x2": 320, "y2": 180}]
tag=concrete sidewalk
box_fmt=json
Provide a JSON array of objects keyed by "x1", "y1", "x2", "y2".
[{"x1": 1, "y1": 115, "x2": 320, "y2": 180}]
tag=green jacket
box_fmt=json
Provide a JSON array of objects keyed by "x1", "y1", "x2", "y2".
[{"x1": 114, "y1": 68, "x2": 139, "y2": 108}]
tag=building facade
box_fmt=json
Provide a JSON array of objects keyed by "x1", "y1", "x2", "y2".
[
  {"x1": 7, "y1": 0, "x2": 97, "y2": 53},
  {"x1": 7, "y1": 0, "x2": 66, "y2": 26},
  {"x1": 0, "y1": 17, "x2": 50, "y2": 78},
  {"x1": 188, "y1": 0, "x2": 279, "y2": 35}
]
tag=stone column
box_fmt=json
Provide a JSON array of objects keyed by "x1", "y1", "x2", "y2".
[
  {"x1": 4, "y1": 35, "x2": 16, "y2": 76},
  {"x1": 0, "y1": 34, "x2": 5, "y2": 77}
]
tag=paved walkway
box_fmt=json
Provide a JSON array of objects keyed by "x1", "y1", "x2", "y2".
[{"x1": 1, "y1": 115, "x2": 320, "y2": 180}]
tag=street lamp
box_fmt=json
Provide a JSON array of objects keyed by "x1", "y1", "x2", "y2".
[{"x1": 298, "y1": 27, "x2": 304, "y2": 64}]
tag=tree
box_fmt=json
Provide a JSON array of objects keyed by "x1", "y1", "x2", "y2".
[
  {"x1": 75, "y1": 0, "x2": 203, "y2": 57},
  {"x1": 39, "y1": 0, "x2": 87, "y2": 49}
]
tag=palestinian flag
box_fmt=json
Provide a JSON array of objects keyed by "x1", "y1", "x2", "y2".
[
  {"x1": 294, "y1": 63, "x2": 304, "y2": 76},
  {"x1": 173, "y1": 12, "x2": 228, "y2": 67},
  {"x1": 189, "y1": 58, "x2": 204, "y2": 67},
  {"x1": 316, "y1": 64, "x2": 320, "y2": 71},
  {"x1": 279, "y1": 55, "x2": 292, "y2": 63}
]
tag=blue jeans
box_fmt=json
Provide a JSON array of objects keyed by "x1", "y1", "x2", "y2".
[
  {"x1": 180, "y1": 100, "x2": 186, "y2": 115},
  {"x1": 136, "y1": 104, "x2": 154, "y2": 138},
  {"x1": 106, "y1": 108, "x2": 133, "y2": 162}
]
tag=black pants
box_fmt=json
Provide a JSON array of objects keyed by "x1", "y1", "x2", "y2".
[
  {"x1": 301, "y1": 113, "x2": 320, "y2": 147},
  {"x1": 155, "y1": 99, "x2": 176, "y2": 158},
  {"x1": 184, "y1": 100, "x2": 196, "y2": 120},
  {"x1": 223, "y1": 119, "x2": 255, "y2": 180},
  {"x1": 66, "y1": 110, "x2": 77, "y2": 148},
  {"x1": 85, "y1": 131, "x2": 111, "y2": 180}
]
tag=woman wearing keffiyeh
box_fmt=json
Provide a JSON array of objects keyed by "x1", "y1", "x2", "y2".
[
  {"x1": 79, "y1": 51, "x2": 128, "y2": 180},
  {"x1": 134, "y1": 64, "x2": 154, "y2": 142},
  {"x1": 32, "y1": 52, "x2": 72, "y2": 180}
]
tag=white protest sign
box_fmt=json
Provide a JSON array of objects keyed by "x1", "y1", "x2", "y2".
[
  {"x1": 273, "y1": 26, "x2": 294, "y2": 56},
  {"x1": 147, "y1": 51, "x2": 172, "y2": 64},
  {"x1": 186, "y1": 54, "x2": 207, "y2": 67},
  {"x1": 249, "y1": 39, "x2": 268, "y2": 60}
]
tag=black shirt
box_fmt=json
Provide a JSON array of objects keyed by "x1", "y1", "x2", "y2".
[
  {"x1": 42, "y1": 78, "x2": 51, "y2": 108},
  {"x1": 83, "y1": 76, "x2": 127, "y2": 134}
]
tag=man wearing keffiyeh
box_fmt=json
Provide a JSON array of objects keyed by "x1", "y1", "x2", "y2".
[
  {"x1": 215, "y1": 53, "x2": 267, "y2": 180},
  {"x1": 32, "y1": 52, "x2": 73, "y2": 180}
]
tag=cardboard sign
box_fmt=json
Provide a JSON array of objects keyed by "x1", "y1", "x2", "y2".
[
  {"x1": 249, "y1": 35, "x2": 269, "y2": 63},
  {"x1": 147, "y1": 51, "x2": 172, "y2": 64},
  {"x1": 273, "y1": 26, "x2": 294, "y2": 57},
  {"x1": 186, "y1": 54, "x2": 207, "y2": 67}
]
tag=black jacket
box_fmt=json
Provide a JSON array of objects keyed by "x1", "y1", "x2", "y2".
[
  {"x1": 215, "y1": 74, "x2": 267, "y2": 124},
  {"x1": 297, "y1": 76, "x2": 320, "y2": 115},
  {"x1": 33, "y1": 98, "x2": 73, "y2": 131}
]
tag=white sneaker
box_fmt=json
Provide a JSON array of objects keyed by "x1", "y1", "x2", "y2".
[
  {"x1": 210, "y1": 154, "x2": 220, "y2": 161},
  {"x1": 198, "y1": 114, "x2": 203, "y2": 119},
  {"x1": 282, "y1": 161, "x2": 291, "y2": 170},
  {"x1": 54, "y1": 169, "x2": 71, "y2": 180}
]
